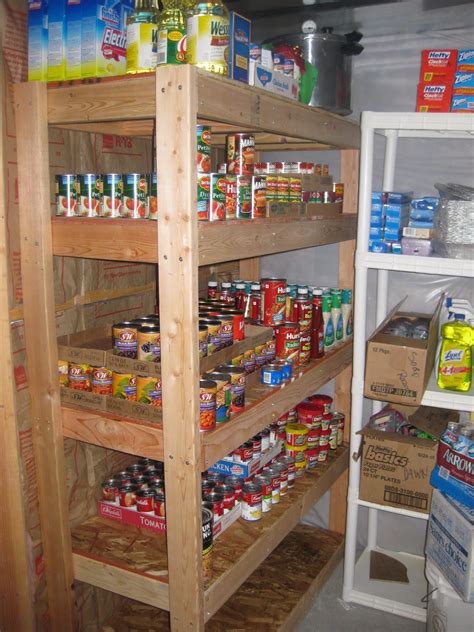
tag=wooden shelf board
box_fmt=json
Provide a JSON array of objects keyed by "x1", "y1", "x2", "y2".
[
  {"x1": 72, "y1": 448, "x2": 347, "y2": 620},
  {"x1": 202, "y1": 342, "x2": 353, "y2": 469},
  {"x1": 51, "y1": 215, "x2": 356, "y2": 265},
  {"x1": 101, "y1": 525, "x2": 343, "y2": 631},
  {"x1": 47, "y1": 68, "x2": 359, "y2": 149}
]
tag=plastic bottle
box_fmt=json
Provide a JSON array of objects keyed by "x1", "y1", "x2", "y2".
[
  {"x1": 437, "y1": 315, "x2": 473, "y2": 392},
  {"x1": 126, "y1": 0, "x2": 162, "y2": 74},
  {"x1": 207, "y1": 280, "x2": 218, "y2": 299},
  {"x1": 341, "y1": 288, "x2": 353, "y2": 340},
  {"x1": 310, "y1": 289, "x2": 324, "y2": 359},
  {"x1": 220, "y1": 281, "x2": 232, "y2": 304},
  {"x1": 331, "y1": 291, "x2": 343, "y2": 344},
  {"x1": 446, "y1": 297, "x2": 474, "y2": 321},
  {"x1": 322, "y1": 294, "x2": 334, "y2": 350},
  {"x1": 186, "y1": 1, "x2": 230, "y2": 76},
  {"x1": 156, "y1": 0, "x2": 186, "y2": 66}
]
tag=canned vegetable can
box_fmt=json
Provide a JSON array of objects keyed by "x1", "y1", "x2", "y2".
[
  {"x1": 56, "y1": 174, "x2": 78, "y2": 216},
  {"x1": 199, "y1": 379, "x2": 217, "y2": 432}
]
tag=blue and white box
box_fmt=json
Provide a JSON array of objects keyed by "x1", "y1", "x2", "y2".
[
  {"x1": 228, "y1": 12, "x2": 251, "y2": 84},
  {"x1": 208, "y1": 440, "x2": 282, "y2": 478},
  {"x1": 28, "y1": 0, "x2": 48, "y2": 81}
]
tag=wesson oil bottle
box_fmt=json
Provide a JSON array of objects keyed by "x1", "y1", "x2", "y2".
[
  {"x1": 157, "y1": 0, "x2": 187, "y2": 65},
  {"x1": 126, "y1": 0, "x2": 162, "y2": 74},
  {"x1": 186, "y1": 1, "x2": 230, "y2": 76}
]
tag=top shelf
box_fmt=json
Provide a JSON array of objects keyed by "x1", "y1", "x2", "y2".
[
  {"x1": 364, "y1": 111, "x2": 474, "y2": 139},
  {"x1": 46, "y1": 67, "x2": 360, "y2": 151}
]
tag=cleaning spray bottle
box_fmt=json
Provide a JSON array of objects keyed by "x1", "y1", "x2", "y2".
[{"x1": 437, "y1": 314, "x2": 473, "y2": 392}]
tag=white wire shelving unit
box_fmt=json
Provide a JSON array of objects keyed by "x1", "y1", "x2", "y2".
[{"x1": 343, "y1": 112, "x2": 474, "y2": 622}]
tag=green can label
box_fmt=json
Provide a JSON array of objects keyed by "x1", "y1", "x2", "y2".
[
  {"x1": 196, "y1": 125, "x2": 211, "y2": 174},
  {"x1": 157, "y1": 28, "x2": 186, "y2": 65},
  {"x1": 78, "y1": 174, "x2": 101, "y2": 217},
  {"x1": 236, "y1": 175, "x2": 251, "y2": 219},
  {"x1": 101, "y1": 173, "x2": 122, "y2": 217},
  {"x1": 122, "y1": 173, "x2": 147, "y2": 219},
  {"x1": 197, "y1": 174, "x2": 210, "y2": 221}
]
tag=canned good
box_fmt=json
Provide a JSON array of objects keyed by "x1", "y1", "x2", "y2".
[
  {"x1": 274, "y1": 321, "x2": 300, "y2": 367},
  {"x1": 210, "y1": 313, "x2": 233, "y2": 347},
  {"x1": 279, "y1": 455, "x2": 296, "y2": 488},
  {"x1": 136, "y1": 375, "x2": 162, "y2": 407},
  {"x1": 233, "y1": 441, "x2": 254, "y2": 463},
  {"x1": 114, "y1": 471, "x2": 132, "y2": 485},
  {"x1": 284, "y1": 442, "x2": 307, "y2": 463},
  {"x1": 55, "y1": 174, "x2": 78, "y2": 216},
  {"x1": 197, "y1": 174, "x2": 210, "y2": 221},
  {"x1": 91, "y1": 366, "x2": 113, "y2": 395},
  {"x1": 203, "y1": 490, "x2": 224, "y2": 518},
  {"x1": 137, "y1": 325, "x2": 160, "y2": 362},
  {"x1": 277, "y1": 175, "x2": 290, "y2": 202},
  {"x1": 236, "y1": 175, "x2": 252, "y2": 219},
  {"x1": 202, "y1": 372, "x2": 231, "y2": 424},
  {"x1": 261, "y1": 278, "x2": 287, "y2": 326},
  {"x1": 126, "y1": 464, "x2": 145, "y2": 477},
  {"x1": 260, "y1": 428, "x2": 270, "y2": 452},
  {"x1": 209, "y1": 173, "x2": 226, "y2": 221},
  {"x1": 261, "y1": 364, "x2": 283, "y2": 387},
  {"x1": 102, "y1": 173, "x2": 122, "y2": 217},
  {"x1": 274, "y1": 359, "x2": 292, "y2": 381},
  {"x1": 226, "y1": 133, "x2": 255, "y2": 175},
  {"x1": 249, "y1": 284, "x2": 261, "y2": 322},
  {"x1": 136, "y1": 488, "x2": 155, "y2": 513},
  {"x1": 199, "y1": 380, "x2": 217, "y2": 432},
  {"x1": 225, "y1": 175, "x2": 237, "y2": 219},
  {"x1": 199, "y1": 318, "x2": 221, "y2": 355},
  {"x1": 297, "y1": 402, "x2": 323, "y2": 429},
  {"x1": 199, "y1": 325, "x2": 208, "y2": 358},
  {"x1": 112, "y1": 372, "x2": 137, "y2": 400},
  {"x1": 102, "y1": 478, "x2": 120, "y2": 502},
  {"x1": 206, "y1": 472, "x2": 226, "y2": 485},
  {"x1": 243, "y1": 348, "x2": 256, "y2": 374},
  {"x1": 266, "y1": 174, "x2": 278, "y2": 201},
  {"x1": 251, "y1": 175, "x2": 267, "y2": 218},
  {"x1": 307, "y1": 428, "x2": 320, "y2": 450},
  {"x1": 333, "y1": 412, "x2": 345, "y2": 447},
  {"x1": 196, "y1": 126, "x2": 211, "y2": 174},
  {"x1": 251, "y1": 434, "x2": 262, "y2": 457},
  {"x1": 216, "y1": 484, "x2": 235, "y2": 513},
  {"x1": 132, "y1": 475, "x2": 149, "y2": 490},
  {"x1": 241, "y1": 482, "x2": 262, "y2": 521},
  {"x1": 219, "y1": 309, "x2": 244, "y2": 342},
  {"x1": 217, "y1": 365, "x2": 246, "y2": 412},
  {"x1": 307, "y1": 448, "x2": 319, "y2": 469},
  {"x1": 299, "y1": 331, "x2": 311, "y2": 366},
  {"x1": 113, "y1": 322, "x2": 138, "y2": 358},
  {"x1": 264, "y1": 466, "x2": 281, "y2": 504},
  {"x1": 78, "y1": 173, "x2": 101, "y2": 217},
  {"x1": 289, "y1": 176, "x2": 302, "y2": 202},
  {"x1": 122, "y1": 173, "x2": 147, "y2": 218},
  {"x1": 265, "y1": 339, "x2": 276, "y2": 363},
  {"x1": 321, "y1": 413, "x2": 332, "y2": 432},
  {"x1": 154, "y1": 489, "x2": 166, "y2": 517},
  {"x1": 318, "y1": 428, "x2": 330, "y2": 462},
  {"x1": 333, "y1": 182, "x2": 344, "y2": 203},
  {"x1": 58, "y1": 360, "x2": 69, "y2": 387},
  {"x1": 329, "y1": 418, "x2": 339, "y2": 453},
  {"x1": 68, "y1": 363, "x2": 91, "y2": 391},
  {"x1": 202, "y1": 506, "x2": 213, "y2": 580},
  {"x1": 217, "y1": 162, "x2": 227, "y2": 174},
  {"x1": 294, "y1": 460, "x2": 307, "y2": 478},
  {"x1": 225, "y1": 476, "x2": 243, "y2": 501},
  {"x1": 253, "y1": 474, "x2": 272, "y2": 512},
  {"x1": 285, "y1": 423, "x2": 309, "y2": 447},
  {"x1": 146, "y1": 173, "x2": 158, "y2": 220},
  {"x1": 119, "y1": 484, "x2": 137, "y2": 507},
  {"x1": 273, "y1": 461, "x2": 288, "y2": 496}
]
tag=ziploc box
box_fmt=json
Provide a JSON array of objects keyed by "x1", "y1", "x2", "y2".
[
  {"x1": 47, "y1": 0, "x2": 67, "y2": 81},
  {"x1": 28, "y1": 0, "x2": 48, "y2": 81},
  {"x1": 416, "y1": 83, "x2": 452, "y2": 113},
  {"x1": 451, "y1": 95, "x2": 474, "y2": 112},
  {"x1": 453, "y1": 72, "x2": 474, "y2": 95},
  {"x1": 458, "y1": 49, "x2": 474, "y2": 72},
  {"x1": 81, "y1": 0, "x2": 132, "y2": 78},
  {"x1": 228, "y1": 12, "x2": 251, "y2": 83},
  {"x1": 66, "y1": 0, "x2": 82, "y2": 80},
  {"x1": 425, "y1": 489, "x2": 474, "y2": 602},
  {"x1": 420, "y1": 49, "x2": 457, "y2": 82}
]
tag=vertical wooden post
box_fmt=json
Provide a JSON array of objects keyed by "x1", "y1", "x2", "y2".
[
  {"x1": 239, "y1": 257, "x2": 260, "y2": 281},
  {"x1": 329, "y1": 149, "x2": 359, "y2": 534},
  {"x1": 14, "y1": 83, "x2": 75, "y2": 630},
  {"x1": 156, "y1": 66, "x2": 204, "y2": 631},
  {"x1": 0, "y1": 66, "x2": 35, "y2": 632}
]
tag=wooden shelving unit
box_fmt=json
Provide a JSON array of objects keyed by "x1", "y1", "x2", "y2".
[{"x1": 14, "y1": 66, "x2": 359, "y2": 631}]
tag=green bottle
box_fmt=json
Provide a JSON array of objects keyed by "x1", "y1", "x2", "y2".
[{"x1": 157, "y1": 0, "x2": 187, "y2": 65}]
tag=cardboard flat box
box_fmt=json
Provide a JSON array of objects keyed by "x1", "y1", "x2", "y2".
[
  {"x1": 358, "y1": 405, "x2": 454, "y2": 514},
  {"x1": 426, "y1": 489, "x2": 474, "y2": 602},
  {"x1": 458, "y1": 49, "x2": 474, "y2": 72},
  {"x1": 60, "y1": 387, "x2": 162, "y2": 423},
  {"x1": 451, "y1": 95, "x2": 474, "y2": 112},
  {"x1": 453, "y1": 71, "x2": 474, "y2": 95},
  {"x1": 305, "y1": 202, "x2": 342, "y2": 217},
  {"x1": 265, "y1": 202, "x2": 305, "y2": 218},
  {"x1": 416, "y1": 83, "x2": 452, "y2": 113},
  {"x1": 28, "y1": 0, "x2": 48, "y2": 81},
  {"x1": 364, "y1": 296, "x2": 442, "y2": 406},
  {"x1": 249, "y1": 63, "x2": 299, "y2": 101}
]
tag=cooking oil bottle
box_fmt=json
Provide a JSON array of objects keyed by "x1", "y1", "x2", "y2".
[
  {"x1": 437, "y1": 315, "x2": 473, "y2": 392},
  {"x1": 126, "y1": 0, "x2": 162, "y2": 74},
  {"x1": 157, "y1": 0, "x2": 186, "y2": 65},
  {"x1": 186, "y1": 1, "x2": 230, "y2": 75}
]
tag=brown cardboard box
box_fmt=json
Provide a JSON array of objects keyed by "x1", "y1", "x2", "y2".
[
  {"x1": 364, "y1": 296, "x2": 443, "y2": 406},
  {"x1": 358, "y1": 406, "x2": 457, "y2": 513}
]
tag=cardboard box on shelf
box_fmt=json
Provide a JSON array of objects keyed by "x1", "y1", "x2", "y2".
[
  {"x1": 425, "y1": 489, "x2": 474, "y2": 602},
  {"x1": 249, "y1": 63, "x2": 299, "y2": 101},
  {"x1": 457, "y1": 49, "x2": 474, "y2": 72},
  {"x1": 208, "y1": 440, "x2": 282, "y2": 478},
  {"x1": 358, "y1": 405, "x2": 456, "y2": 514},
  {"x1": 451, "y1": 95, "x2": 474, "y2": 112},
  {"x1": 228, "y1": 12, "x2": 251, "y2": 83},
  {"x1": 364, "y1": 296, "x2": 442, "y2": 406},
  {"x1": 453, "y1": 71, "x2": 474, "y2": 95},
  {"x1": 420, "y1": 49, "x2": 457, "y2": 82},
  {"x1": 416, "y1": 83, "x2": 452, "y2": 113}
]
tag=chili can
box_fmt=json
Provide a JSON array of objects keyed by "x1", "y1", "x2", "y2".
[
  {"x1": 225, "y1": 175, "x2": 237, "y2": 219},
  {"x1": 321, "y1": 413, "x2": 332, "y2": 432},
  {"x1": 307, "y1": 428, "x2": 320, "y2": 450},
  {"x1": 297, "y1": 401, "x2": 323, "y2": 429},
  {"x1": 112, "y1": 322, "x2": 138, "y2": 358},
  {"x1": 274, "y1": 321, "x2": 300, "y2": 367},
  {"x1": 253, "y1": 474, "x2": 272, "y2": 512},
  {"x1": 55, "y1": 174, "x2": 78, "y2": 216},
  {"x1": 112, "y1": 372, "x2": 137, "y2": 401},
  {"x1": 199, "y1": 325, "x2": 208, "y2": 358},
  {"x1": 68, "y1": 363, "x2": 92, "y2": 391},
  {"x1": 196, "y1": 125, "x2": 211, "y2": 174},
  {"x1": 199, "y1": 318, "x2": 222, "y2": 355},
  {"x1": 225, "y1": 476, "x2": 243, "y2": 501},
  {"x1": 91, "y1": 366, "x2": 113, "y2": 395},
  {"x1": 197, "y1": 174, "x2": 210, "y2": 221},
  {"x1": 251, "y1": 175, "x2": 267, "y2": 218},
  {"x1": 254, "y1": 342, "x2": 267, "y2": 368},
  {"x1": 241, "y1": 482, "x2": 262, "y2": 521},
  {"x1": 265, "y1": 339, "x2": 276, "y2": 362},
  {"x1": 202, "y1": 372, "x2": 231, "y2": 424},
  {"x1": 261, "y1": 278, "x2": 287, "y2": 326},
  {"x1": 209, "y1": 173, "x2": 226, "y2": 221},
  {"x1": 136, "y1": 488, "x2": 155, "y2": 513},
  {"x1": 217, "y1": 365, "x2": 246, "y2": 412},
  {"x1": 101, "y1": 173, "x2": 122, "y2": 217},
  {"x1": 137, "y1": 325, "x2": 160, "y2": 362},
  {"x1": 78, "y1": 173, "x2": 101, "y2": 217},
  {"x1": 226, "y1": 133, "x2": 255, "y2": 175},
  {"x1": 146, "y1": 172, "x2": 158, "y2": 220},
  {"x1": 122, "y1": 173, "x2": 147, "y2": 218},
  {"x1": 199, "y1": 380, "x2": 217, "y2": 432},
  {"x1": 137, "y1": 375, "x2": 162, "y2": 407},
  {"x1": 236, "y1": 175, "x2": 251, "y2": 219},
  {"x1": 102, "y1": 478, "x2": 120, "y2": 502}
]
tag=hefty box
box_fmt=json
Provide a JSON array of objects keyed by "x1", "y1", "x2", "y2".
[
  {"x1": 458, "y1": 49, "x2": 474, "y2": 72},
  {"x1": 364, "y1": 296, "x2": 442, "y2": 406},
  {"x1": 451, "y1": 95, "x2": 474, "y2": 112},
  {"x1": 425, "y1": 489, "x2": 474, "y2": 602},
  {"x1": 228, "y1": 12, "x2": 251, "y2": 83},
  {"x1": 358, "y1": 406, "x2": 453, "y2": 514},
  {"x1": 453, "y1": 71, "x2": 474, "y2": 95},
  {"x1": 47, "y1": 0, "x2": 67, "y2": 81},
  {"x1": 66, "y1": 0, "x2": 82, "y2": 80},
  {"x1": 81, "y1": 0, "x2": 132, "y2": 78},
  {"x1": 420, "y1": 49, "x2": 457, "y2": 82},
  {"x1": 416, "y1": 83, "x2": 452, "y2": 113},
  {"x1": 28, "y1": 0, "x2": 48, "y2": 81}
]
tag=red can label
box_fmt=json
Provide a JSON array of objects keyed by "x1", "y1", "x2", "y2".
[
  {"x1": 136, "y1": 494, "x2": 154, "y2": 513},
  {"x1": 226, "y1": 134, "x2": 255, "y2": 175},
  {"x1": 274, "y1": 322, "x2": 300, "y2": 367},
  {"x1": 277, "y1": 176, "x2": 290, "y2": 202},
  {"x1": 209, "y1": 173, "x2": 226, "y2": 221},
  {"x1": 266, "y1": 175, "x2": 278, "y2": 201},
  {"x1": 225, "y1": 175, "x2": 237, "y2": 219},
  {"x1": 250, "y1": 293, "x2": 261, "y2": 322},
  {"x1": 289, "y1": 177, "x2": 302, "y2": 202},
  {"x1": 261, "y1": 278, "x2": 286, "y2": 326},
  {"x1": 295, "y1": 298, "x2": 312, "y2": 331},
  {"x1": 251, "y1": 176, "x2": 267, "y2": 218}
]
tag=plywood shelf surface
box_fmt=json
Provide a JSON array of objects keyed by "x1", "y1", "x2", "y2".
[
  {"x1": 51, "y1": 214, "x2": 357, "y2": 265},
  {"x1": 71, "y1": 446, "x2": 348, "y2": 617},
  {"x1": 102, "y1": 525, "x2": 344, "y2": 631}
]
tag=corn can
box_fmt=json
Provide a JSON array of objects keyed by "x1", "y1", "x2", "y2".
[{"x1": 112, "y1": 372, "x2": 137, "y2": 401}]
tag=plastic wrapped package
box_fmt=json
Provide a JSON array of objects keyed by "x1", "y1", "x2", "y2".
[
  {"x1": 433, "y1": 183, "x2": 474, "y2": 259},
  {"x1": 401, "y1": 236, "x2": 433, "y2": 256}
]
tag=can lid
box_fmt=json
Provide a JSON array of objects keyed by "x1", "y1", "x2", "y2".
[
  {"x1": 221, "y1": 282, "x2": 232, "y2": 289},
  {"x1": 286, "y1": 423, "x2": 309, "y2": 435},
  {"x1": 200, "y1": 379, "x2": 217, "y2": 388},
  {"x1": 251, "y1": 283, "x2": 260, "y2": 290}
]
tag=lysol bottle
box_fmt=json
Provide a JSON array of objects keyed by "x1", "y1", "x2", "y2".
[
  {"x1": 126, "y1": 0, "x2": 162, "y2": 74},
  {"x1": 186, "y1": 1, "x2": 229, "y2": 75}
]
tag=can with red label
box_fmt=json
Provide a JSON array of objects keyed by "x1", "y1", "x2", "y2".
[
  {"x1": 233, "y1": 441, "x2": 254, "y2": 463},
  {"x1": 308, "y1": 394, "x2": 333, "y2": 414},
  {"x1": 119, "y1": 484, "x2": 138, "y2": 507},
  {"x1": 203, "y1": 491, "x2": 224, "y2": 518},
  {"x1": 122, "y1": 173, "x2": 147, "y2": 218},
  {"x1": 241, "y1": 482, "x2": 262, "y2": 521},
  {"x1": 333, "y1": 182, "x2": 344, "y2": 203},
  {"x1": 102, "y1": 478, "x2": 120, "y2": 502},
  {"x1": 68, "y1": 363, "x2": 92, "y2": 391},
  {"x1": 279, "y1": 455, "x2": 296, "y2": 488},
  {"x1": 289, "y1": 177, "x2": 302, "y2": 202},
  {"x1": 225, "y1": 476, "x2": 243, "y2": 501},
  {"x1": 154, "y1": 489, "x2": 166, "y2": 517},
  {"x1": 318, "y1": 428, "x2": 330, "y2": 462},
  {"x1": 199, "y1": 380, "x2": 217, "y2": 432},
  {"x1": 219, "y1": 309, "x2": 244, "y2": 341},
  {"x1": 253, "y1": 474, "x2": 272, "y2": 512},
  {"x1": 226, "y1": 133, "x2": 255, "y2": 175},
  {"x1": 261, "y1": 278, "x2": 287, "y2": 326},
  {"x1": 254, "y1": 162, "x2": 266, "y2": 175},
  {"x1": 209, "y1": 173, "x2": 227, "y2": 221},
  {"x1": 136, "y1": 488, "x2": 155, "y2": 513},
  {"x1": 215, "y1": 484, "x2": 235, "y2": 513},
  {"x1": 307, "y1": 448, "x2": 319, "y2": 469},
  {"x1": 236, "y1": 175, "x2": 252, "y2": 219},
  {"x1": 265, "y1": 174, "x2": 278, "y2": 201},
  {"x1": 251, "y1": 434, "x2": 262, "y2": 457},
  {"x1": 333, "y1": 412, "x2": 345, "y2": 447},
  {"x1": 299, "y1": 331, "x2": 312, "y2": 366},
  {"x1": 321, "y1": 413, "x2": 332, "y2": 432},
  {"x1": 197, "y1": 174, "x2": 210, "y2": 221},
  {"x1": 196, "y1": 125, "x2": 211, "y2": 174},
  {"x1": 92, "y1": 367, "x2": 113, "y2": 396},
  {"x1": 264, "y1": 466, "x2": 281, "y2": 504},
  {"x1": 225, "y1": 175, "x2": 237, "y2": 219},
  {"x1": 251, "y1": 175, "x2": 267, "y2": 218},
  {"x1": 307, "y1": 428, "x2": 320, "y2": 450},
  {"x1": 274, "y1": 321, "x2": 300, "y2": 367}
]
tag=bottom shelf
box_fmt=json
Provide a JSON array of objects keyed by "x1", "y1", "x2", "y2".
[
  {"x1": 102, "y1": 525, "x2": 343, "y2": 631},
  {"x1": 345, "y1": 547, "x2": 427, "y2": 622}
]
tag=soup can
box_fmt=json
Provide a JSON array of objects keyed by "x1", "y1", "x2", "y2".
[
  {"x1": 137, "y1": 326, "x2": 160, "y2": 362},
  {"x1": 274, "y1": 322, "x2": 300, "y2": 367},
  {"x1": 329, "y1": 417, "x2": 339, "y2": 453},
  {"x1": 261, "y1": 278, "x2": 287, "y2": 326},
  {"x1": 119, "y1": 484, "x2": 137, "y2": 507},
  {"x1": 308, "y1": 394, "x2": 333, "y2": 414},
  {"x1": 113, "y1": 322, "x2": 138, "y2": 358},
  {"x1": 199, "y1": 380, "x2": 217, "y2": 432},
  {"x1": 225, "y1": 476, "x2": 243, "y2": 501},
  {"x1": 264, "y1": 466, "x2": 281, "y2": 505},
  {"x1": 241, "y1": 482, "x2": 262, "y2": 521},
  {"x1": 285, "y1": 423, "x2": 309, "y2": 447},
  {"x1": 333, "y1": 412, "x2": 345, "y2": 447},
  {"x1": 154, "y1": 489, "x2": 166, "y2": 517},
  {"x1": 307, "y1": 428, "x2": 320, "y2": 450},
  {"x1": 273, "y1": 461, "x2": 288, "y2": 496},
  {"x1": 318, "y1": 429, "x2": 330, "y2": 462},
  {"x1": 261, "y1": 364, "x2": 283, "y2": 387},
  {"x1": 102, "y1": 478, "x2": 120, "y2": 502},
  {"x1": 297, "y1": 402, "x2": 324, "y2": 429},
  {"x1": 284, "y1": 443, "x2": 307, "y2": 464},
  {"x1": 202, "y1": 372, "x2": 231, "y2": 424},
  {"x1": 112, "y1": 372, "x2": 137, "y2": 400},
  {"x1": 226, "y1": 133, "x2": 255, "y2": 175},
  {"x1": 91, "y1": 366, "x2": 113, "y2": 395},
  {"x1": 307, "y1": 448, "x2": 319, "y2": 470},
  {"x1": 253, "y1": 474, "x2": 272, "y2": 512},
  {"x1": 203, "y1": 491, "x2": 224, "y2": 518},
  {"x1": 218, "y1": 309, "x2": 245, "y2": 341},
  {"x1": 233, "y1": 441, "x2": 253, "y2": 463},
  {"x1": 136, "y1": 375, "x2": 162, "y2": 407},
  {"x1": 278, "y1": 455, "x2": 296, "y2": 488},
  {"x1": 209, "y1": 173, "x2": 226, "y2": 221},
  {"x1": 210, "y1": 313, "x2": 233, "y2": 348},
  {"x1": 215, "y1": 484, "x2": 235, "y2": 513}
]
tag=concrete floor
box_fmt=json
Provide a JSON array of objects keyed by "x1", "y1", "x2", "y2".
[{"x1": 296, "y1": 561, "x2": 426, "y2": 632}]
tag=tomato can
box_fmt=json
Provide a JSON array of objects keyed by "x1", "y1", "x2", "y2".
[
  {"x1": 277, "y1": 176, "x2": 290, "y2": 202},
  {"x1": 91, "y1": 366, "x2": 113, "y2": 395},
  {"x1": 265, "y1": 174, "x2": 278, "y2": 201},
  {"x1": 264, "y1": 466, "x2": 281, "y2": 505},
  {"x1": 226, "y1": 133, "x2": 255, "y2": 176},
  {"x1": 197, "y1": 174, "x2": 210, "y2": 221},
  {"x1": 218, "y1": 365, "x2": 246, "y2": 412},
  {"x1": 196, "y1": 125, "x2": 211, "y2": 174},
  {"x1": 119, "y1": 484, "x2": 137, "y2": 507},
  {"x1": 261, "y1": 364, "x2": 283, "y2": 387},
  {"x1": 243, "y1": 348, "x2": 256, "y2": 374},
  {"x1": 77, "y1": 173, "x2": 101, "y2": 217},
  {"x1": 199, "y1": 324, "x2": 208, "y2": 358},
  {"x1": 225, "y1": 175, "x2": 237, "y2": 219},
  {"x1": 261, "y1": 278, "x2": 287, "y2": 326},
  {"x1": 333, "y1": 412, "x2": 345, "y2": 447},
  {"x1": 308, "y1": 394, "x2": 333, "y2": 414},
  {"x1": 146, "y1": 172, "x2": 158, "y2": 220},
  {"x1": 274, "y1": 321, "x2": 300, "y2": 367},
  {"x1": 215, "y1": 484, "x2": 235, "y2": 513},
  {"x1": 203, "y1": 490, "x2": 224, "y2": 518},
  {"x1": 131, "y1": 474, "x2": 148, "y2": 490},
  {"x1": 202, "y1": 372, "x2": 231, "y2": 424},
  {"x1": 102, "y1": 478, "x2": 120, "y2": 502},
  {"x1": 114, "y1": 471, "x2": 132, "y2": 485},
  {"x1": 58, "y1": 360, "x2": 69, "y2": 387},
  {"x1": 253, "y1": 474, "x2": 272, "y2": 512},
  {"x1": 209, "y1": 173, "x2": 226, "y2": 221},
  {"x1": 279, "y1": 455, "x2": 296, "y2": 488},
  {"x1": 225, "y1": 475, "x2": 243, "y2": 501},
  {"x1": 136, "y1": 375, "x2": 162, "y2": 407},
  {"x1": 136, "y1": 488, "x2": 155, "y2": 513},
  {"x1": 251, "y1": 175, "x2": 267, "y2": 218},
  {"x1": 199, "y1": 379, "x2": 217, "y2": 432},
  {"x1": 254, "y1": 162, "x2": 266, "y2": 175},
  {"x1": 154, "y1": 489, "x2": 166, "y2": 518},
  {"x1": 100, "y1": 173, "x2": 122, "y2": 217},
  {"x1": 233, "y1": 441, "x2": 253, "y2": 463},
  {"x1": 56, "y1": 174, "x2": 78, "y2": 216},
  {"x1": 199, "y1": 318, "x2": 222, "y2": 355},
  {"x1": 241, "y1": 482, "x2": 262, "y2": 521},
  {"x1": 236, "y1": 175, "x2": 252, "y2": 219},
  {"x1": 112, "y1": 372, "x2": 137, "y2": 400},
  {"x1": 137, "y1": 325, "x2": 160, "y2": 362},
  {"x1": 297, "y1": 401, "x2": 323, "y2": 429},
  {"x1": 122, "y1": 173, "x2": 147, "y2": 218},
  {"x1": 68, "y1": 363, "x2": 92, "y2": 391},
  {"x1": 113, "y1": 322, "x2": 138, "y2": 358}
]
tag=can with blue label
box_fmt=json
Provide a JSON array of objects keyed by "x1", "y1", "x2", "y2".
[{"x1": 261, "y1": 364, "x2": 283, "y2": 387}]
